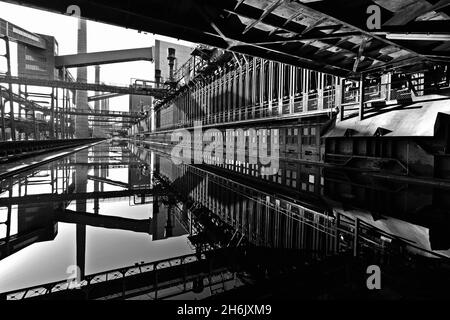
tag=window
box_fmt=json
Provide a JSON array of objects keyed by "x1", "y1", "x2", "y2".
[
  {"x1": 301, "y1": 126, "x2": 317, "y2": 146},
  {"x1": 25, "y1": 64, "x2": 46, "y2": 72}
]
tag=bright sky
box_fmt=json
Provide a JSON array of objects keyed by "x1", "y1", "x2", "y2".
[{"x1": 0, "y1": 1, "x2": 195, "y2": 111}]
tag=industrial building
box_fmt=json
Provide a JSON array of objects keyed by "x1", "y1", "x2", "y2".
[{"x1": 1, "y1": 0, "x2": 450, "y2": 303}]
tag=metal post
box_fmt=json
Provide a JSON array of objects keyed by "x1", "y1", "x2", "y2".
[
  {"x1": 62, "y1": 87, "x2": 66, "y2": 139},
  {"x1": 5, "y1": 36, "x2": 15, "y2": 140},
  {"x1": 359, "y1": 73, "x2": 365, "y2": 121},
  {"x1": 0, "y1": 87, "x2": 5, "y2": 141},
  {"x1": 335, "y1": 212, "x2": 341, "y2": 253},
  {"x1": 338, "y1": 78, "x2": 345, "y2": 121},
  {"x1": 56, "y1": 88, "x2": 60, "y2": 139},
  {"x1": 50, "y1": 88, "x2": 55, "y2": 139},
  {"x1": 353, "y1": 218, "x2": 360, "y2": 257}
]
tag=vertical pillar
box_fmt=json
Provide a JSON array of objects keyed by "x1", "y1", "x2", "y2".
[
  {"x1": 359, "y1": 73, "x2": 365, "y2": 121},
  {"x1": 5, "y1": 36, "x2": 15, "y2": 140},
  {"x1": 278, "y1": 63, "x2": 283, "y2": 115},
  {"x1": 260, "y1": 59, "x2": 265, "y2": 117},
  {"x1": 318, "y1": 72, "x2": 324, "y2": 110},
  {"x1": 338, "y1": 78, "x2": 345, "y2": 121},
  {"x1": 0, "y1": 88, "x2": 5, "y2": 141},
  {"x1": 353, "y1": 218, "x2": 360, "y2": 257},
  {"x1": 268, "y1": 61, "x2": 273, "y2": 115},
  {"x1": 245, "y1": 60, "x2": 250, "y2": 120},
  {"x1": 381, "y1": 72, "x2": 391, "y2": 101},
  {"x1": 93, "y1": 65, "x2": 102, "y2": 137},
  {"x1": 61, "y1": 68, "x2": 66, "y2": 139},
  {"x1": 147, "y1": 106, "x2": 153, "y2": 132},
  {"x1": 303, "y1": 69, "x2": 309, "y2": 112},
  {"x1": 50, "y1": 87, "x2": 55, "y2": 139},
  {"x1": 238, "y1": 65, "x2": 243, "y2": 121},
  {"x1": 252, "y1": 57, "x2": 257, "y2": 119},
  {"x1": 289, "y1": 65, "x2": 295, "y2": 114}
]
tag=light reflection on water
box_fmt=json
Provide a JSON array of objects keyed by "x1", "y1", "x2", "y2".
[
  {"x1": 0, "y1": 141, "x2": 192, "y2": 293},
  {"x1": 1, "y1": 139, "x2": 450, "y2": 297}
]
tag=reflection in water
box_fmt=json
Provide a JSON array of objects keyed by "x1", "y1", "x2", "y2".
[
  {"x1": 1, "y1": 140, "x2": 450, "y2": 299},
  {"x1": 0, "y1": 141, "x2": 192, "y2": 294}
]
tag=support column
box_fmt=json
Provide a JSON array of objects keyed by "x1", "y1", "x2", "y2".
[
  {"x1": 5, "y1": 36, "x2": 15, "y2": 140},
  {"x1": 318, "y1": 73, "x2": 324, "y2": 110},
  {"x1": 303, "y1": 69, "x2": 309, "y2": 112},
  {"x1": 289, "y1": 65, "x2": 295, "y2": 114},
  {"x1": 0, "y1": 88, "x2": 5, "y2": 141},
  {"x1": 359, "y1": 73, "x2": 365, "y2": 121},
  {"x1": 381, "y1": 73, "x2": 391, "y2": 101},
  {"x1": 278, "y1": 63, "x2": 283, "y2": 115},
  {"x1": 50, "y1": 88, "x2": 55, "y2": 139},
  {"x1": 93, "y1": 65, "x2": 103, "y2": 137},
  {"x1": 338, "y1": 78, "x2": 345, "y2": 121},
  {"x1": 268, "y1": 61, "x2": 273, "y2": 115}
]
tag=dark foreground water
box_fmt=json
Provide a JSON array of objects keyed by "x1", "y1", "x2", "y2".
[{"x1": 1, "y1": 139, "x2": 449, "y2": 299}]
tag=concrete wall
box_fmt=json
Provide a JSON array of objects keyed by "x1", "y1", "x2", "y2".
[{"x1": 17, "y1": 34, "x2": 57, "y2": 80}]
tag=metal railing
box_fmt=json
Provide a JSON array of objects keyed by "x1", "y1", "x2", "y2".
[
  {"x1": 1, "y1": 251, "x2": 210, "y2": 300},
  {"x1": 163, "y1": 89, "x2": 337, "y2": 130},
  {"x1": 0, "y1": 75, "x2": 169, "y2": 98},
  {"x1": 0, "y1": 138, "x2": 103, "y2": 163}
]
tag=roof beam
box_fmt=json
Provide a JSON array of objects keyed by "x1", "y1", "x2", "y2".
[
  {"x1": 251, "y1": 32, "x2": 360, "y2": 45},
  {"x1": 301, "y1": 17, "x2": 327, "y2": 35},
  {"x1": 225, "y1": 5, "x2": 386, "y2": 66},
  {"x1": 353, "y1": 36, "x2": 368, "y2": 72},
  {"x1": 383, "y1": 0, "x2": 450, "y2": 26},
  {"x1": 268, "y1": 8, "x2": 305, "y2": 36},
  {"x1": 242, "y1": 0, "x2": 284, "y2": 34},
  {"x1": 293, "y1": 0, "x2": 427, "y2": 62}
]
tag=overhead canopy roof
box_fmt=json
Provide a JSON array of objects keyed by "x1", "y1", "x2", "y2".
[{"x1": 2, "y1": 0, "x2": 449, "y2": 77}]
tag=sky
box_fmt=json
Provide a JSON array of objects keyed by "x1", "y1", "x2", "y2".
[{"x1": 0, "y1": 1, "x2": 195, "y2": 111}]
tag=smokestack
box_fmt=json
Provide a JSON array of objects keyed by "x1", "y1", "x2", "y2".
[
  {"x1": 155, "y1": 69, "x2": 162, "y2": 88},
  {"x1": 75, "y1": 18, "x2": 89, "y2": 138},
  {"x1": 94, "y1": 65, "x2": 100, "y2": 111},
  {"x1": 167, "y1": 48, "x2": 176, "y2": 81}
]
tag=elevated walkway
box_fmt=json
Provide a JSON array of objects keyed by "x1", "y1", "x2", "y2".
[
  {"x1": 55, "y1": 47, "x2": 153, "y2": 68},
  {"x1": 0, "y1": 75, "x2": 168, "y2": 98}
]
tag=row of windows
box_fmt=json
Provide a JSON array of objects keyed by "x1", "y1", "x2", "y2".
[
  {"x1": 25, "y1": 64, "x2": 47, "y2": 72},
  {"x1": 25, "y1": 54, "x2": 47, "y2": 63}
]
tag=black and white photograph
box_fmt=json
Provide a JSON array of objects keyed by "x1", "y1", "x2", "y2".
[{"x1": 0, "y1": 0, "x2": 450, "y2": 309}]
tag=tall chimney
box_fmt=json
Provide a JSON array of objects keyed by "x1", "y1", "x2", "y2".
[
  {"x1": 75, "y1": 18, "x2": 89, "y2": 138},
  {"x1": 167, "y1": 48, "x2": 176, "y2": 82}
]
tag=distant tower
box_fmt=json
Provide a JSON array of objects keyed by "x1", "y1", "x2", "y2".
[{"x1": 75, "y1": 18, "x2": 90, "y2": 138}]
